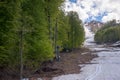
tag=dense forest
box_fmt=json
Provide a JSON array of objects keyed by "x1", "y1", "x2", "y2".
[
  {"x1": 0, "y1": 0, "x2": 85, "y2": 79},
  {"x1": 95, "y1": 20, "x2": 120, "y2": 44}
]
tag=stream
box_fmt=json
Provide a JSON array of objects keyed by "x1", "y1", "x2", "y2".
[{"x1": 52, "y1": 26, "x2": 120, "y2": 80}]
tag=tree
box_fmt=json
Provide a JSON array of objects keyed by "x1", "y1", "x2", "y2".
[
  {"x1": 21, "y1": 0, "x2": 54, "y2": 70},
  {"x1": 95, "y1": 20, "x2": 120, "y2": 44},
  {"x1": 0, "y1": 0, "x2": 23, "y2": 79},
  {"x1": 67, "y1": 11, "x2": 85, "y2": 49}
]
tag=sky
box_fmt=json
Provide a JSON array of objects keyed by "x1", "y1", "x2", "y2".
[{"x1": 63, "y1": 0, "x2": 120, "y2": 23}]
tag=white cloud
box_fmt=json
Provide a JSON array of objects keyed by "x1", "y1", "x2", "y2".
[
  {"x1": 63, "y1": 0, "x2": 120, "y2": 22},
  {"x1": 102, "y1": 12, "x2": 120, "y2": 22},
  {"x1": 64, "y1": 0, "x2": 89, "y2": 22}
]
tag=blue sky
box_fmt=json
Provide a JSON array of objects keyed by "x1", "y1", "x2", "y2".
[
  {"x1": 65, "y1": 0, "x2": 120, "y2": 23},
  {"x1": 69, "y1": 0, "x2": 77, "y2": 3},
  {"x1": 86, "y1": 12, "x2": 108, "y2": 22}
]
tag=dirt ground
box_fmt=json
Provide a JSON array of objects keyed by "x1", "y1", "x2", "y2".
[
  {"x1": 0, "y1": 47, "x2": 97, "y2": 80},
  {"x1": 29, "y1": 47, "x2": 97, "y2": 80}
]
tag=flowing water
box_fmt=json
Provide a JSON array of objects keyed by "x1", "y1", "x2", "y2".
[{"x1": 52, "y1": 26, "x2": 120, "y2": 80}]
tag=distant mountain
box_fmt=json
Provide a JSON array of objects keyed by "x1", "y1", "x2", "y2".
[{"x1": 85, "y1": 20, "x2": 104, "y2": 32}]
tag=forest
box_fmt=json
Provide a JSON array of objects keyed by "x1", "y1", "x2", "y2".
[
  {"x1": 0, "y1": 0, "x2": 85, "y2": 79},
  {"x1": 95, "y1": 20, "x2": 120, "y2": 44}
]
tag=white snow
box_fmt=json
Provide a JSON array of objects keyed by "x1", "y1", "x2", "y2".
[{"x1": 52, "y1": 26, "x2": 120, "y2": 80}]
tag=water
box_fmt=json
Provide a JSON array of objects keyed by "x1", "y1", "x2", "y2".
[{"x1": 52, "y1": 26, "x2": 120, "y2": 80}]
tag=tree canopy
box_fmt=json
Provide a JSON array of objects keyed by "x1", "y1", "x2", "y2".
[
  {"x1": 0, "y1": 0, "x2": 85, "y2": 79},
  {"x1": 95, "y1": 20, "x2": 120, "y2": 44}
]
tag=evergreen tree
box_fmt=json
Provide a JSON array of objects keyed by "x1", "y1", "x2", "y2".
[
  {"x1": 21, "y1": 0, "x2": 54, "y2": 69},
  {"x1": 67, "y1": 11, "x2": 85, "y2": 49},
  {"x1": 95, "y1": 20, "x2": 120, "y2": 44}
]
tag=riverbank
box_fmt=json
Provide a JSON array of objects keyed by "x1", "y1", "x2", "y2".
[{"x1": 29, "y1": 47, "x2": 97, "y2": 80}]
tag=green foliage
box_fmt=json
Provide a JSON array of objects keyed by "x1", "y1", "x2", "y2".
[
  {"x1": 53, "y1": 11, "x2": 85, "y2": 51},
  {"x1": 95, "y1": 20, "x2": 120, "y2": 44},
  {"x1": 0, "y1": 0, "x2": 85, "y2": 78},
  {"x1": 56, "y1": 10, "x2": 70, "y2": 50},
  {"x1": 21, "y1": 0, "x2": 54, "y2": 69},
  {"x1": 0, "y1": 0, "x2": 22, "y2": 68},
  {"x1": 67, "y1": 11, "x2": 85, "y2": 49},
  {"x1": 100, "y1": 19, "x2": 117, "y2": 30}
]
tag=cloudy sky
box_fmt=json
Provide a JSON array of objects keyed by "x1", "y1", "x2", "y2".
[{"x1": 63, "y1": 0, "x2": 120, "y2": 23}]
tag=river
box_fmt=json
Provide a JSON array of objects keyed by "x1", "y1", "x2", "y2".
[{"x1": 52, "y1": 26, "x2": 120, "y2": 80}]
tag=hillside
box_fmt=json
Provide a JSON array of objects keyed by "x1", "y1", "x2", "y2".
[{"x1": 85, "y1": 20, "x2": 104, "y2": 32}]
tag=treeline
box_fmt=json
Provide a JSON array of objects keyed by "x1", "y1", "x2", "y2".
[
  {"x1": 95, "y1": 20, "x2": 120, "y2": 44},
  {"x1": 0, "y1": 0, "x2": 84, "y2": 79}
]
